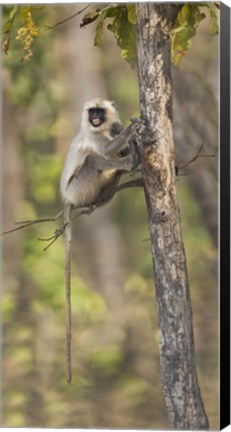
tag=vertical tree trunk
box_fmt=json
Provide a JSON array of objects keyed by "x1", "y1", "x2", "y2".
[{"x1": 135, "y1": 4, "x2": 209, "y2": 429}]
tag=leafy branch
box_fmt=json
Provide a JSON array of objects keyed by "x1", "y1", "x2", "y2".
[
  {"x1": 2, "y1": 4, "x2": 92, "y2": 62},
  {"x1": 3, "y1": 2, "x2": 219, "y2": 66},
  {"x1": 2, "y1": 5, "x2": 41, "y2": 62},
  {"x1": 80, "y1": 3, "x2": 137, "y2": 66},
  {"x1": 2, "y1": 5, "x2": 18, "y2": 55},
  {"x1": 80, "y1": 2, "x2": 219, "y2": 67},
  {"x1": 171, "y1": 2, "x2": 219, "y2": 66}
]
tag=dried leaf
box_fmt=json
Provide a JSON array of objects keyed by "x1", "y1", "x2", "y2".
[
  {"x1": 2, "y1": 5, "x2": 41, "y2": 61},
  {"x1": 80, "y1": 10, "x2": 101, "y2": 28},
  {"x1": 17, "y1": 6, "x2": 39, "y2": 61}
]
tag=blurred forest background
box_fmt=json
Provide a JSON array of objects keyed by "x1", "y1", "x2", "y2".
[{"x1": 2, "y1": 3, "x2": 219, "y2": 429}]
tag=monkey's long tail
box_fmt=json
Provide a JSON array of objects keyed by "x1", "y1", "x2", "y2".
[{"x1": 64, "y1": 203, "x2": 72, "y2": 383}]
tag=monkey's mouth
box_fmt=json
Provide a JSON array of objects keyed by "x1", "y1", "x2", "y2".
[
  {"x1": 89, "y1": 107, "x2": 105, "y2": 127},
  {"x1": 91, "y1": 118, "x2": 102, "y2": 126}
]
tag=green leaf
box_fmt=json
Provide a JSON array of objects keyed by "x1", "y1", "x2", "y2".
[
  {"x1": 126, "y1": 4, "x2": 136, "y2": 25},
  {"x1": 94, "y1": 4, "x2": 121, "y2": 47},
  {"x1": 107, "y1": 6, "x2": 136, "y2": 66},
  {"x1": 2, "y1": 6, "x2": 18, "y2": 54},
  {"x1": 3, "y1": 5, "x2": 18, "y2": 32},
  {"x1": 94, "y1": 4, "x2": 136, "y2": 66},
  {"x1": 171, "y1": 2, "x2": 219, "y2": 66},
  {"x1": 171, "y1": 4, "x2": 206, "y2": 66},
  {"x1": 206, "y1": 3, "x2": 219, "y2": 35}
]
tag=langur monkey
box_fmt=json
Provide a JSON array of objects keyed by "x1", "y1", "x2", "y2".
[
  {"x1": 60, "y1": 98, "x2": 141, "y2": 383},
  {"x1": 60, "y1": 98, "x2": 139, "y2": 208}
]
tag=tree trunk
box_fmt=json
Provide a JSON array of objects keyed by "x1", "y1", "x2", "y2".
[{"x1": 135, "y1": 4, "x2": 209, "y2": 429}]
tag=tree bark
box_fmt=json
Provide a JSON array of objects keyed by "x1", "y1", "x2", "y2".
[{"x1": 135, "y1": 4, "x2": 209, "y2": 429}]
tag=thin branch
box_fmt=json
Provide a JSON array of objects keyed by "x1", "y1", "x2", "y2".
[
  {"x1": 177, "y1": 143, "x2": 215, "y2": 171},
  {"x1": 44, "y1": 4, "x2": 92, "y2": 31},
  {"x1": 38, "y1": 205, "x2": 97, "y2": 251},
  {"x1": 3, "y1": 179, "x2": 144, "y2": 250},
  {"x1": 38, "y1": 224, "x2": 68, "y2": 251},
  {"x1": 2, "y1": 211, "x2": 63, "y2": 236}
]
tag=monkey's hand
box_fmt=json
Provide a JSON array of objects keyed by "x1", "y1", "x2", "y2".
[
  {"x1": 130, "y1": 117, "x2": 154, "y2": 147},
  {"x1": 130, "y1": 117, "x2": 146, "y2": 134},
  {"x1": 130, "y1": 117, "x2": 152, "y2": 137}
]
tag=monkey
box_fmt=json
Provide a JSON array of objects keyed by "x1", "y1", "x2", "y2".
[
  {"x1": 60, "y1": 98, "x2": 139, "y2": 209},
  {"x1": 60, "y1": 98, "x2": 141, "y2": 383}
]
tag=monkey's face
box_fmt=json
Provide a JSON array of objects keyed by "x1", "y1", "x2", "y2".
[
  {"x1": 88, "y1": 107, "x2": 105, "y2": 128},
  {"x1": 82, "y1": 98, "x2": 121, "y2": 134}
]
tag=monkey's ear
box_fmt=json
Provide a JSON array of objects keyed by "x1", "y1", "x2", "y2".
[{"x1": 111, "y1": 101, "x2": 118, "y2": 110}]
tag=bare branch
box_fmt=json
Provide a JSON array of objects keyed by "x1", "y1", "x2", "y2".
[
  {"x1": 38, "y1": 205, "x2": 97, "y2": 251},
  {"x1": 44, "y1": 4, "x2": 92, "y2": 31},
  {"x1": 2, "y1": 211, "x2": 63, "y2": 236},
  {"x1": 2, "y1": 179, "x2": 143, "y2": 250},
  {"x1": 38, "y1": 224, "x2": 68, "y2": 251},
  {"x1": 177, "y1": 143, "x2": 215, "y2": 172}
]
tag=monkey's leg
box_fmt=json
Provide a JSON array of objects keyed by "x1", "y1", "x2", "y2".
[
  {"x1": 96, "y1": 177, "x2": 144, "y2": 206},
  {"x1": 64, "y1": 203, "x2": 72, "y2": 384},
  {"x1": 114, "y1": 177, "x2": 144, "y2": 193}
]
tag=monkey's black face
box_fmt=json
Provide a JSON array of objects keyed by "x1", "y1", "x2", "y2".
[{"x1": 88, "y1": 107, "x2": 106, "y2": 128}]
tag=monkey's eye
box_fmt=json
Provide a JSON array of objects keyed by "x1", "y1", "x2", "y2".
[{"x1": 88, "y1": 108, "x2": 105, "y2": 127}]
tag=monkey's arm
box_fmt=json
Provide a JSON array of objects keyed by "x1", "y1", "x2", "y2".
[
  {"x1": 105, "y1": 124, "x2": 133, "y2": 156},
  {"x1": 67, "y1": 140, "x2": 139, "y2": 187},
  {"x1": 85, "y1": 147, "x2": 138, "y2": 172}
]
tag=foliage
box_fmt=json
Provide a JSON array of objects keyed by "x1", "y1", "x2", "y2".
[
  {"x1": 3, "y1": 3, "x2": 219, "y2": 67},
  {"x1": 171, "y1": 3, "x2": 219, "y2": 65},
  {"x1": 3, "y1": 5, "x2": 42, "y2": 62},
  {"x1": 82, "y1": 4, "x2": 137, "y2": 66},
  {"x1": 81, "y1": 2, "x2": 219, "y2": 67},
  {"x1": 80, "y1": 3, "x2": 136, "y2": 66},
  {"x1": 2, "y1": 6, "x2": 17, "y2": 55}
]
